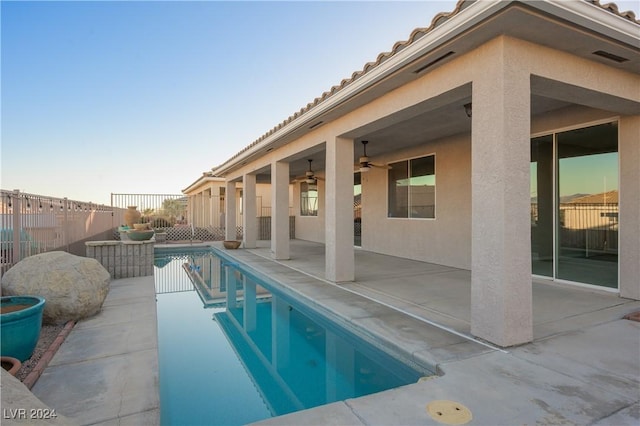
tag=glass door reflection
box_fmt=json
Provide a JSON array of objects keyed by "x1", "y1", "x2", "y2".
[
  {"x1": 531, "y1": 122, "x2": 619, "y2": 288},
  {"x1": 557, "y1": 124, "x2": 618, "y2": 287}
]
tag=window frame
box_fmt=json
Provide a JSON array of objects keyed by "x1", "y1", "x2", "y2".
[
  {"x1": 300, "y1": 181, "x2": 319, "y2": 217},
  {"x1": 387, "y1": 153, "x2": 436, "y2": 220}
]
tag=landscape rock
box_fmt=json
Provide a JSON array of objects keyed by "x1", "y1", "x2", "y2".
[{"x1": 1, "y1": 252, "x2": 110, "y2": 325}]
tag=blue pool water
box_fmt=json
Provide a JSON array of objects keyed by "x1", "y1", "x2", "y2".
[{"x1": 154, "y1": 247, "x2": 427, "y2": 426}]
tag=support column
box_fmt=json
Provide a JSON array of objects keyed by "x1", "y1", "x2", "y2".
[
  {"x1": 243, "y1": 174, "x2": 257, "y2": 248},
  {"x1": 619, "y1": 115, "x2": 640, "y2": 300},
  {"x1": 243, "y1": 276, "x2": 256, "y2": 332},
  {"x1": 470, "y1": 41, "x2": 532, "y2": 347},
  {"x1": 325, "y1": 136, "x2": 354, "y2": 282},
  {"x1": 225, "y1": 265, "x2": 237, "y2": 308},
  {"x1": 272, "y1": 295, "x2": 290, "y2": 370},
  {"x1": 271, "y1": 161, "x2": 290, "y2": 260},
  {"x1": 225, "y1": 181, "x2": 237, "y2": 241},
  {"x1": 325, "y1": 332, "x2": 354, "y2": 401}
]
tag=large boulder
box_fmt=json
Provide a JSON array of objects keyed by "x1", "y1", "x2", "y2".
[{"x1": 1, "y1": 252, "x2": 110, "y2": 325}]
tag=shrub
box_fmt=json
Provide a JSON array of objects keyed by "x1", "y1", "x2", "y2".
[{"x1": 151, "y1": 216, "x2": 174, "y2": 228}]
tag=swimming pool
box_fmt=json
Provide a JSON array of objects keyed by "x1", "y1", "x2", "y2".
[{"x1": 154, "y1": 246, "x2": 428, "y2": 426}]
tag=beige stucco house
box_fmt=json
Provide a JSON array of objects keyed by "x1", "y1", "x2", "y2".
[
  {"x1": 183, "y1": 172, "x2": 234, "y2": 229},
  {"x1": 196, "y1": 0, "x2": 639, "y2": 347},
  {"x1": 182, "y1": 171, "x2": 294, "y2": 236}
]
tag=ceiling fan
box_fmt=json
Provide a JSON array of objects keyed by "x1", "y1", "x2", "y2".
[
  {"x1": 293, "y1": 159, "x2": 324, "y2": 184},
  {"x1": 356, "y1": 141, "x2": 391, "y2": 172}
]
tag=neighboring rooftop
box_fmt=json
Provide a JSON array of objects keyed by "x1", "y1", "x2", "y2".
[{"x1": 568, "y1": 190, "x2": 620, "y2": 204}]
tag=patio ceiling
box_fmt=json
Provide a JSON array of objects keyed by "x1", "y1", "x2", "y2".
[{"x1": 254, "y1": 92, "x2": 572, "y2": 183}]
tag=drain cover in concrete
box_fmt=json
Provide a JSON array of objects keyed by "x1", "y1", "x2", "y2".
[{"x1": 426, "y1": 400, "x2": 472, "y2": 425}]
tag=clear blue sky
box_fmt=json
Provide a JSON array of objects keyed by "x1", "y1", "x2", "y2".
[{"x1": 2, "y1": 1, "x2": 638, "y2": 206}]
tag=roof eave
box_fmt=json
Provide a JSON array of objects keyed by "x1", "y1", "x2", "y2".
[
  {"x1": 530, "y1": 0, "x2": 640, "y2": 45},
  {"x1": 182, "y1": 175, "x2": 225, "y2": 195},
  {"x1": 212, "y1": 0, "x2": 510, "y2": 177},
  {"x1": 212, "y1": 0, "x2": 639, "y2": 178}
]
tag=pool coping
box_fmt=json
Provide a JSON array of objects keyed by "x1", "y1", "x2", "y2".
[
  {"x1": 16, "y1": 242, "x2": 639, "y2": 426},
  {"x1": 208, "y1": 242, "x2": 640, "y2": 426}
]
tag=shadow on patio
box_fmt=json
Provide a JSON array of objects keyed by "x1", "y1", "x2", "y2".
[{"x1": 243, "y1": 239, "x2": 638, "y2": 342}]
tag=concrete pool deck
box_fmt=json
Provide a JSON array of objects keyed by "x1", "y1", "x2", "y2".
[
  {"x1": 7, "y1": 239, "x2": 639, "y2": 425},
  {"x1": 27, "y1": 275, "x2": 159, "y2": 425}
]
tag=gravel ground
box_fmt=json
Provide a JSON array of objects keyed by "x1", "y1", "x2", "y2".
[{"x1": 15, "y1": 324, "x2": 65, "y2": 381}]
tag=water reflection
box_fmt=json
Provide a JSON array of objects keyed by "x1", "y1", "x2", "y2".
[
  {"x1": 216, "y1": 266, "x2": 423, "y2": 416},
  {"x1": 168, "y1": 249, "x2": 424, "y2": 416}
]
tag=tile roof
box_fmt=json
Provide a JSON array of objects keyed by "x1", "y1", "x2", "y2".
[
  {"x1": 567, "y1": 190, "x2": 619, "y2": 204},
  {"x1": 590, "y1": 0, "x2": 638, "y2": 22},
  {"x1": 214, "y1": 0, "x2": 638, "y2": 173}
]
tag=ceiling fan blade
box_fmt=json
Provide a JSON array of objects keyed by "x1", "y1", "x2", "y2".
[{"x1": 371, "y1": 163, "x2": 392, "y2": 170}]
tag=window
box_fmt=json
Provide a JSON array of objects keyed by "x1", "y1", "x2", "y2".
[
  {"x1": 388, "y1": 155, "x2": 435, "y2": 218},
  {"x1": 531, "y1": 121, "x2": 618, "y2": 288},
  {"x1": 300, "y1": 182, "x2": 318, "y2": 216}
]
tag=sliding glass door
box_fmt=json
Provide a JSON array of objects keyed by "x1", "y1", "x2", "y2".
[
  {"x1": 531, "y1": 135, "x2": 554, "y2": 277},
  {"x1": 531, "y1": 122, "x2": 618, "y2": 288}
]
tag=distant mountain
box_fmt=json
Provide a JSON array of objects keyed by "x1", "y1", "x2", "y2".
[
  {"x1": 530, "y1": 192, "x2": 618, "y2": 204},
  {"x1": 560, "y1": 193, "x2": 589, "y2": 203},
  {"x1": 568, "y1": 190, "x2": 618, "y2": 204},
  {"x1": 531, "y1": 194, "x2": 591, "y2": 203}
]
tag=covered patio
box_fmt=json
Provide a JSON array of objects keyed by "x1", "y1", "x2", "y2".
[
  {"x1": 213, "y1": 238, "x2": 639, "y2": 424},
  {"x1": 214, "y1": 1, "x2": 639, "y2": 348},
  {"x1": 228, "y1": 239, "x2": 639, "y2": 345}
]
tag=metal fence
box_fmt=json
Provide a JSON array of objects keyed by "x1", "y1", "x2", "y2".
[
  {"x1": 153, "y1": 251, "x2": 200, "y2": 294},
  {"x1": 111, "y1": 193, "x2": 189, "y2": 226},
  {"x1": 531, "y1": 202, "x2": 619, "y2": 254},
  {"x1": 1, "y1": 189, "x2": 125, "y2": 277},
  {"x1": 1, "y1": 189, "x2": 298, "y2": 276}
]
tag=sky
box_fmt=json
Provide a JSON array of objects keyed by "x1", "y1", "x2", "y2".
[{"x1": 2, "y1": 0, "x2": 639, "y2": 206}]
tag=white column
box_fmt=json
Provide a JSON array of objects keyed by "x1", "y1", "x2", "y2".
[
  {"x1": 470, "y1": 44, "x2": 533, "y2": 347},
  {"x1": 243, "y1": 174, "x2": 257, "y2": 248},
  {"x1": 272, "y1": 295, "x2": 290, "y2": 370},
  {"x1": 325, "y1": 331, "x2": 354, "y2": 401},
  {"x1": 325, "y1": 136, "x2": 354, "y2": 282},
  {"x1": 243, "y1": 276, "x2": 257, "y2": 332},
  {"x1": 210, "y1": 189, "x2": 215, "y2": 226},
  {"x1": 271, "y1": 161, "x2": 290, "y2": 260},
  {"x1": 619, "y1": 115, "x2": 640, "y2": 300},
  {"x1": 225, "y1": 265, "x2": 237, "y2": 308},
  {"x1": 188, "y1": 195, "x2": 194, "y2": 225},
  {"x1": 225, "y1": 181, "x2": 237, "y2": 241}
]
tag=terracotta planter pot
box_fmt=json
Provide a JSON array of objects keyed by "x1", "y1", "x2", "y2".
[
  {"x1": 124, "y1": 206, "x2": 142, "y2": 228},
  {"x1": 1, "y1": 356, "x2": 22, "y2": 376},
  {"x1": 223, "y1": 240, "x2": 241, "y2": 249}
]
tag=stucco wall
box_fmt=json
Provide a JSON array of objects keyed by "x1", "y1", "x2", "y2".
[
  {"x1": 292, "y1": 105, "x2": 629, "y2": 273},
  {"x1": 362, "y1": 134, "x2": 471, "y2": 269},
  {"x1": 294, "y1": 175, "x2": 326, "y2": 243},
  {"x1": 219, "y1": 35, "x2": 638, "y2": 292}
]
